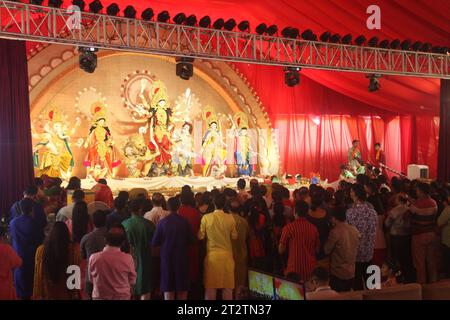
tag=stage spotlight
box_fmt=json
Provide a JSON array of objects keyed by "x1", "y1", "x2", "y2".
[
  {"x1": 367, "y1": 74, "x2": 380, "y2": 92},
  {"x1": 199, "y1": 16, "x2": 211, "y2": 28},
  {"x1": 173, "y1": 13, "x2": 186, "y2": 24},
  {"x1": 157, "y1": 10, "x2": 170, "y2": 23},
  {"x1": 48, "y1": 0, "x2": 63, "y2": 8},
  {"x1": 320, "y1": 31, "x2": 331, "y2": 42},
  {"x1": 420, "y1": 43, "x2": 431, "y2": 52},
  {"x1": 284, "y1": 66, "x2": 301, "y2": 87},
  {"x1": 342, "y1": 34, "x2": 352, "y2": 44},
  {"x1": 255, "y1": 23, "x2": 267, "y2": 35},
  {"x1": 72, "y1": 0, "x2": 86, "y2": 11},
  {"x1": 30, "y1": 0, "x2": 44, "y2": 5},
  {"x1": 378, "y1": 39, "x2": 390, "y2": 48},
  {"x1": 390, "y1": 39, "x2": 401, "y2": 49},
  {"x1": 355, "y1": 35, "x2": 366, "y2": 46},
  {"x1": 89, "y1": 0, "x2": 103, "y2": 14},
  {"x1": 123, "y1": 5, "x2": 136, "y2": 19},
  {"x1": 301, "y1": 29, "x2": 314, "y2": 41},
  {"x1": 281, "y1": 27, "x2": 298, "y2": 39},
  {"x1": 238, "y1": 20, "x2": 250, "y2": 32},
  {"x1": 79, "y1": 47, "x2": 98, "y2": 74},
  {"x1": 411, "y1": 41, "x2": 423, "y2": 51},
  {"x1": 330, "y1": 33, "x2": 341, "y2": 43},
  {"x1": 401, "y1": 40, "x2": 411, "y2": 50},
  {"x1": 141, "y1": 8, "x2": 154, "y2": 21},
  {"x1": 267, "y1": 25, "x2": 278, "y2": 36},
  {"x1": 106, "y1": 3, "x2": 119, "y2": 16},
  {"x1": 368, "y1": 37, "x2": 379, "y2": 47},
  {"x1": 432, "y1": 46, "x2": 441, "y2": 54},
  {"x1": 224, "y1": 19, "x2": 236, "y2": 31},
  {"x1": 185, "y1": 15, "x2": 197, "y2": 26},
  {"x1": 176, "y1": 57, "x2": 195, "y2": 80},
  {"x1": 213, "y1": 18, "x2": 225, "y2": 30}
]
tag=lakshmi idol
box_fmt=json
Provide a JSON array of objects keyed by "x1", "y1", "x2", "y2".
[{"x1": 83, "y1": 102, "x2": 120, "y2": 179}]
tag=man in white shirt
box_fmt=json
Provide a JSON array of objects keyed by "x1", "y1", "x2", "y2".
[
  {"x1": 306, "y1": 267, "x2": 339, "y2": 300},
  {"x1": 55, "y1": 189, "x2": 85, "y2": 222},
  {"x1": 144, "y1": 192, "x2": 168, "y2": 225}
]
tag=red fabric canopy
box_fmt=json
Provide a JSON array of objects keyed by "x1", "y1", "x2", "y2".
[{"x1": 8, "y1": 0, "x2": 448, "y2": 179}]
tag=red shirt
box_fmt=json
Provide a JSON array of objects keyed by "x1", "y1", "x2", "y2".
[
  {"x1": 0, "y1": 243, "x2": 22, "y2": 300},
  {"x1": 178, "y1": 205, "x2": 201, "y2": 283},
  {"x1": 280, "y1": 217, "x2": 320, "y2": 280}
]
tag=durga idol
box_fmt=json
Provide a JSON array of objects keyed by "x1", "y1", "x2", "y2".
[
  {"x1": 139, "y1": 80, "x2": 173, "y2": 176},
  {"x1": 83, "y1": 102, "x2": 121, "y2": 179}
]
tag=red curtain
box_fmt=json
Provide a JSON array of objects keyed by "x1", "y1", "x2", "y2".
[
  {"x1": 236, "y1": 63, "x2": 439, "y2": 180},
  {"x1": 438, "y1": 80, "x2": 450, "y2": 182},
  {"x1": 0, "y1": 39, "x2": 34, "y2": 218}
]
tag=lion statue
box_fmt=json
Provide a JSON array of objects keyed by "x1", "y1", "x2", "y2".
[{"x1": 122, "y1": 134, "x2": 156, "y2": 177}]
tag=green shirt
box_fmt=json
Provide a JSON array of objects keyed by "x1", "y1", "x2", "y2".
[
  {"x1": 438, "y1": 206, "x2": 450, "y2": 248},
  {"x1": 122, "y1": 215, "x2": 155, "y2": 295}
]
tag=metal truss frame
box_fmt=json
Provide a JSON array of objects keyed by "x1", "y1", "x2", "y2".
[{"x1": 0, "y1": 0, "x2": 449, "y2": 79}]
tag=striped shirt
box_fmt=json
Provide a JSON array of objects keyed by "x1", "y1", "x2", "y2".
[
  {"x1": 410, "y1": 197, "x2": 437, "y2": 235},
  {"x1": 279, "y1": 217, "x2": 320, "y2": 281}
]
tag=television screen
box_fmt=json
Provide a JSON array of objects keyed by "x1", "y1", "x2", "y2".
[
  {"x1": 248, "y1": 269, "x2": 274, "y2": 299},
  {"x1": 274, "y1": 277, "x2": 305, "y2": 300}
]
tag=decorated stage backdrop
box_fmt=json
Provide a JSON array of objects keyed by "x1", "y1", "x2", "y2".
[{"x1": 27, "y1": 46, "x2": 280, "y2": 180}]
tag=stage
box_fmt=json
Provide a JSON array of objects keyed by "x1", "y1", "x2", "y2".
[
  {"x1": 79, "y1": 176, "x2": 265, "y2": 193},
  {"x1": 76, "y1": 176, "x2": 340, "y2": 194}
]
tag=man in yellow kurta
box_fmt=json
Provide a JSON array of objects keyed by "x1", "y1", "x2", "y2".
[{"x1": 198, "y1": 193, "x2": 238, "y2": 300}]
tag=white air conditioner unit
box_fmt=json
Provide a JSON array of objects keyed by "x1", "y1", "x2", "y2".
[{"x1": 407, "y1": 164, "x2": 429, "y2": 180}]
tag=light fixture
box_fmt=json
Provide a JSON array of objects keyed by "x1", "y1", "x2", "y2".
[
  {"x1": 79, "y1": 47, "x2": 98, "y2": 73},
  {"x1": 281, "y1": 27, "x2": 298, "y2": 39},
  {"x1": 88, "y1": 0, "x2": 103, "y2": 14},
  {"x1": 284, "y1": 66, "x2": 301, "y2": 87},
  {"x1": 199, "y1": 16, "x2": 211, "y2": 28},
  {"x1": 378, "y1": 39, "x2": 390, "y2": 48},
  {"x1": 420, "y1": 43, "x2": 431, "y2": 52},
  {"x1": 390, "y1": 39, "x2": 401, "y2": 49},
  {"x1": 367, "y1": 74, "x2": 381, "y2": 92},
  {"x1": 330, "y1": 33, "x2": 341, "y2": 43},
  {"x1": 301, "y1": 29, "x2": 314, "y2": 41},
  {"x1": 355, "y1": 35, "x2": 366, "y2": 46},
  {"x1": 157, "y1": 10, "x2": 170, "y2": 23},
  {"x1": 141, "y1": 8, "x2": 154, "y2": 21},
  {"x1": 342, "y1": 34, "x2": 352, "y2": 44},
  {"x1": 173, "y1": 13, "x2": 186, "y2": 24},
  {"x1": 320, "y1": 31, "x2": 331, "y2": 42},
  {"x1": 213, "y1": 18, "x2": 225, "y2": 30},
  {"x1": 224, "y1": 19, "x2": 236, "y2": 31},
  {"x1": 267, "y1": 25, "x2": 278, "y2": 36},
  {"x1": 72, "y1": 0, "x2": 86, "y2": 11},
  {"x1": 176, "y1": 57, "x2": 194, "y2": 80},
  {"x1": 401, "y1": 40, "x2": 411, "y2": 50},
  {"x1": 185, "y1": 15, "x2": 197, "y2": 26},
  {"x1": 238, "y1": 20, "x2": 250, "y2": 32},
  {"x1": 48, "y1": 0, "x2": 63, "y2": 8},
  {"x1": 255, "y1": 23, "x2": 267, "y2": 35},
  {"x1": 106, "y1": 3, "x2": 119, "y2": 16},
  {"x1": 368, "y1": 37, "x2": 379, "y2": 47},
  {"x1": 411, "y1": 41, "x2": 423, "y2": 51},
  {"x1": 123, "y1": 5, "x2": 136, "y2": 19}
]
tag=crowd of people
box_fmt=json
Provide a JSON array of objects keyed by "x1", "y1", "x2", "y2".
[{"x1": 0, "y1": 173, "x2": 449, "y2": 300}]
